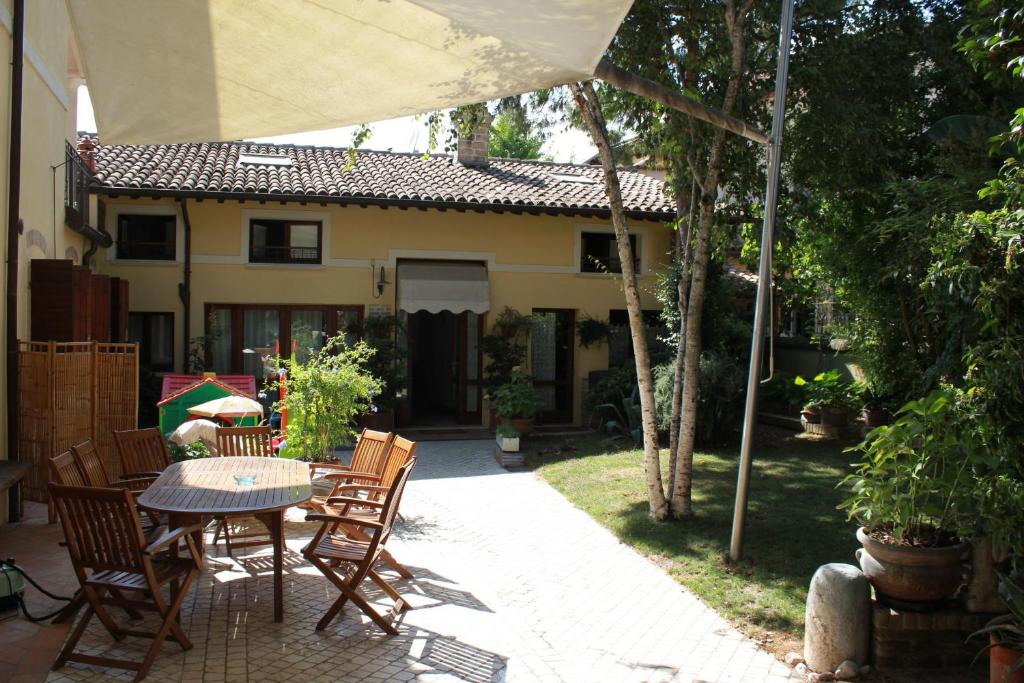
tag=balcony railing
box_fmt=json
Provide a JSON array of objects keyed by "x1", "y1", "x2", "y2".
[
  {"x1": 249, "y1": 244, "x2": 321, "y2": 264},
  {"x1": 65, "y1": 142, "x2": 91, "y2": 229}
]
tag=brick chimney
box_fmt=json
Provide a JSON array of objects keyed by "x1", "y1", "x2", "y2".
[
  {"x1": 77, "y1": 136, "x2": 97, "y2": 174},
  {"x1": 454, "y1": 111, "x2": 493, "y2": 167}
]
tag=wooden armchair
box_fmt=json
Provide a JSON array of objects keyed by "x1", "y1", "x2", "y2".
[
  {"x1": 302, "y1": 458, "x2": 416, "y2": 634},
  {"x1": 216, "y1": 426, "x2": 274, "y2": 457},
  {"x1": 212, "y1": 426, "x2": 275, "y2": 555},
  {"x1": 49, "y1": 483, "x2": 202, "y2": 681},
  {"x1": 71, "y1": 440, "x2": 156, "y2": 493},
  {"x1": 320, "y1": 436, "x2": 417, "y2": 578},
  {"x1": 306, "y1": 428, "x2": 393, "y2": 513},
  {"x1": 49, "y1": 450, "x2": 88, "y2": 487},
  {"x1": 115, "y1": 427, "x2": 171, "y2": 478}
]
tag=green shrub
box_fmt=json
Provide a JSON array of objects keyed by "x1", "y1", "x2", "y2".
[
  {"x1": 653, "y1": 348, "x2": 746, "y2": 447},
  {"x1": 493, "y1": 371, "x2": 538, "y2": 419}
]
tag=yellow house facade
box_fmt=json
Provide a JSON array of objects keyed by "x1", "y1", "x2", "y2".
[
  {"x1": 87, "y1": 136, "x2": 675, "y2": 428},
  {"x1": 0, "y1": 0, "x2": 99, "y2": 523}
]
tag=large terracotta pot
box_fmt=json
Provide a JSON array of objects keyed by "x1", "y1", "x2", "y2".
[
  {"x1": 990, "y1": 637, "x2": 1024, "y2": 683},
  {"x1": 509, "y1": 417, "x2": 533, "y2": 437},
  {"x1": 856, "y1": 527, "x2": 970, "y2": 605}
]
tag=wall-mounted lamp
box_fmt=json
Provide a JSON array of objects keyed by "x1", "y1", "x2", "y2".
[{"x1": 374, "y1": 264, "x2": 391, "y2": 298}]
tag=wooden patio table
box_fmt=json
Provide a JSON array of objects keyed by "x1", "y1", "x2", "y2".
[{"x1": 137, "y1": 456, "x2": 311, "y2": 622}]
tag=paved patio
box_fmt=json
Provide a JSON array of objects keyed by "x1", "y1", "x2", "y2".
[{"x1": 1, "y1": 440, "x2": 798, "y2": 683}]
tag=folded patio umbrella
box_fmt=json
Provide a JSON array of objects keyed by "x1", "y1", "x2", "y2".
[
  {"x1": 67, "y1": 0, "x2": 633, "y2": 144},
  {"x1": 187, "y1": 395, "x2": 264, "y2": 419}
]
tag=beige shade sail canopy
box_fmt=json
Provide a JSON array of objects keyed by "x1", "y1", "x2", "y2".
[
  {"x1": 397, "y1": 261, "x2": 490, "y2": 314},
  {"x1": 67, "y1": 0, "x2": 633, "y2": 145}
]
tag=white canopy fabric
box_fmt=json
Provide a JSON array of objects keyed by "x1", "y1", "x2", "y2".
[
  {"x1": 67, "y1": 0, "x2": 633, "y2": 145},
  {"x1": 397, "y1": 261, "x2": 490, "y2": 314}
]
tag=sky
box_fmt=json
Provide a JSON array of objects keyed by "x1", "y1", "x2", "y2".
[{"x1": 76, "y1": 86, "x2": 597, "y2": 164}]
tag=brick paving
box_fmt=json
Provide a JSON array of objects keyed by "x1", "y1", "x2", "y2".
[{"x1": 3, "y1": 440, "x2": 801, "y2": 682}]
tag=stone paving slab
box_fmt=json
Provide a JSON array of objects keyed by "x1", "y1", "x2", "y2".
[{"x1": 37, "y1": 440, "x2": 799, "y2": 682}]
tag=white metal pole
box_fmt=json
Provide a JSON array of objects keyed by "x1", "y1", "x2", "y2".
[{"x1": 729, "y1": 0, "x2": 796, "y2": 562}]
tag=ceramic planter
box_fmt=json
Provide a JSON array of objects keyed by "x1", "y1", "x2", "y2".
[
  {"x1": 856, "y1": 527, "x2": 970, "y2": 606},
  {"x1": 990, "y1": 637, "x2": 1024, "y2": 683},
  {"x1": 496, "y1": 435, "x2": 520, "y2": 452},
  {"x1": 510, "y1": 417, "x2": 533, "y2": 436}
]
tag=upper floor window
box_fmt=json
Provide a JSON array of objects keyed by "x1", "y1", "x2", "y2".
[
  {"x1": 117, "y1": 214, "x2": 176, "y2": 260},
  {"x1": 580, "y1": 231, "x2": 639, "y2": 274},
  {"x1": 249, "y1": 219, "x2": 322, "y2": 264}
]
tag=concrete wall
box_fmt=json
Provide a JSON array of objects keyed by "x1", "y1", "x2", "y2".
[
  {"x1": 0, "y1": 0, "x2": 84, "y2": 523},
  {"x1": 94, "y1": 196, "x2": 673, "y2": 425}
]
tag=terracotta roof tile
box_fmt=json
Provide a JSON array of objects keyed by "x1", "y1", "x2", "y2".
[{"x1": 82, "y1": 136, "x2": 674, "y2": 218}]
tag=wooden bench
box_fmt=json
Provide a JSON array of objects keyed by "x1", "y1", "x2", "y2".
[{"x1": 0, "y1": 460, "x2": 31, "y2": 522}]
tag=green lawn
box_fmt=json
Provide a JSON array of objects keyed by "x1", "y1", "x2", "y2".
[{"x1": 524, "y1": 428, "x2": 859, "y2": 656}]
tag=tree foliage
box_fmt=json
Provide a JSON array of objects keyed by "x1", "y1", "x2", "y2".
[{"x1": 488, "y1": 109, "x2": 547, "y2": 160}]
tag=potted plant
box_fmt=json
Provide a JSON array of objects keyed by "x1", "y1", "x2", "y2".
[
  {"x1": 493, "y1": 371, "x2": 539, "y2": 436},
  {"x1": 576, "y1": 315, "x2": 611, "y2": 349},
  {"x1": 840, "y1": 389, "x2": 976, "y2": 606},
  {"x1": 494, "y1": 306, "x2": 533, "y2": 339},
  {"x1": 796, "y1": 370, "x2": 856, "y2": 435},
  {"x1": 481, "y1": 314, "x2": 529, "y2": 431},
  {"x1": 278, "y1": 334, "x2": 381, "y2": 462},
  {"x1": 496, "y1": 424, "x2": 520, "y2": 453},
  {"x1": 972, "y1": 574, "x2": 1024, "y2": 683},
  {"x1": 854, "y1": 379, "x2": 892, "y2": 430}
]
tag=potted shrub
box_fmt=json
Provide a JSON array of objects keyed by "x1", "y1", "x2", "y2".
[
  {"x1": 495, "y1": 424, "x2": 520, "y2": 453},
  {"x1": 278, "y1": 335, "x2": 381, "y2": 462},
  {"x1": 972, "y1": 574, "x2": 1024, "y2": 683},
  {"x1": 481, "y1": 315, "x2": 529, "y2": 431},
  {"x1": 854, "y1": 379, "x2": 892, "y2": 430},
  {"x1": 840, "y1": 389, "x2": 976, "y2": 606},
  {"x1": 493, "y1": 371, "x2": 539, "y2": 436},
  {"x1": 796, "y1": 370, "x2": 856, "y2": 435}
]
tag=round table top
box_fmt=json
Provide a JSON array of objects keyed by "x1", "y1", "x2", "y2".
[{"x1": 138, "y1": 456, "x2": 312, "y2": 516}]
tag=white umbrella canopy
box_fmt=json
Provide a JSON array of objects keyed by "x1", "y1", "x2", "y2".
[
  {"x1": 68, "y1": 0, "x2": 633, "y2": 145},
  {"x1": 187, "y1": 395, "x2": 264, "y2": 419}
]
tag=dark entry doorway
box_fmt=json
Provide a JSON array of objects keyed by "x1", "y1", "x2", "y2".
[{"x1": 406, "y1": 311, "x2": 483, "y2": 426}]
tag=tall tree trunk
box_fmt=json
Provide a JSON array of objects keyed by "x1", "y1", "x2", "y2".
[
  {"x1": 667, "y1": 185, "x2": 696, "y2": 496},
  {"x1": 670, "y1": 0, "x2": 755, "y2": 519},
  {"x1": 572, "y1": 80, "x2": 669, "y2": 520}
]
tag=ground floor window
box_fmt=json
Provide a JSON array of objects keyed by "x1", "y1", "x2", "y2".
[
  {"x1": 205, "y1": 304, "x2": 363, "y2": 376},
  {"x1": 127, "y1": 312, "x2": 174, "y2": 372},
  {"x1": 532, "y1": 308, "x2": 575, "y2": 423}
]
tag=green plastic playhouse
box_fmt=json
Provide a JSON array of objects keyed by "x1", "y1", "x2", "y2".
[{"x1": 157, "y1": 375, "x2": 259, "y2": 435}]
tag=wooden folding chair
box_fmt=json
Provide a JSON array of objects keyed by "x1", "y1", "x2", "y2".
[
  {"x1": 49, "y1": 450, "x2": 88, "y2": 487},
  {"x1": 215, "y1": 426, "x2": 274, "y2": 457},
  {"x1": 322, "y1": 436, "x2": 417, "y2": 578},
  {"x1": 302, "y1": 458, "x2": 416, "y2": 634},
  {"x1": 212, "y1": 426, "x2": 275, "y2": 554},
  {"x1": 115, "y1": 428, "x2": 171, "y2": 478},
  {"x1": 49, "y1": 483, "x2": 202, "y2": 682},
  {"x1": 305, "y1": 428, "x2": 393, "y2": 513},
  {"x1": 71, "y1": 440, "x2": 156, "y2": 493}
]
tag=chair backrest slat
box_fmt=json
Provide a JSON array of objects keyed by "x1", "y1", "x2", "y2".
[
  {"x1": 379, "y1": 436, "x2": 417, "y2": 491},
  {"x1": 216, "y1": 426, "x2": 274, "y2": 457},
  {"x1": 350, "y1": 428, "x2": 393, "y2": 474},
  {"x1": 49, "y1": 450, "x2": 88, "y2": 487},
  {"x1": 377, "y1": 457, "x2": 417, "y2": 545},
  {"x1": 71, "y1": 440, "x2": 110, "y2": 487},
  {"x1": 50, "y1": 484, "x2": 147, "y2": 575},
  {"x1": 115, "y1": 427, "x2": 170, "y2": 476}
]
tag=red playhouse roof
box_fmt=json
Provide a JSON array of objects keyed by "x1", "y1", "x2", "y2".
[{"x1": 157, "y1": 375, "x2": 257, "y2": 406}]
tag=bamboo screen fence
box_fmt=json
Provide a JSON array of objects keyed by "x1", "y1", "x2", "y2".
[{"x1": 17, "y1": 341, "x2": 138, "y2": 503}]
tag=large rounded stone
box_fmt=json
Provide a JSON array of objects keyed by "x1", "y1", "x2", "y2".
[{"x1": 804, "y1": 563, "x2": 870, "y2": 673}]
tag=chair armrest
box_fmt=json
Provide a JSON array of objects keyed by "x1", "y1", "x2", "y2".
[
  {"x1": 115, "y1": 476, "x2": 158, "y2": 492},
  {"x1": 304, "y1": 512, "x2": 383, "y2": 530},
  {"x1": 332, "y1": 484, "x2": 390, "y2": 495},
  {"x1": 144, "y1": 524, "x2": 203, "y2": 555},
  {"x1": 121, "y1": 471, "x2": 163, "y2": 480},
  {"x1": 309, "y1": 462, "x2": 352, "y2": 474},
  {"x1": 324, "y1": 470, "x2": 381, "y2": 482},
  {"x1": 325, "y1": 496, "x2": 385, "y2": 508}
]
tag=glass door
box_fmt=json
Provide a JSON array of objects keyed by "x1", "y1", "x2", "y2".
[
  {"x1": 455, "y1": 312, "x2": 483, "y2": 424},
  {"x1": 532, "y1": 309, "x2": 575, "y2": 423}
]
